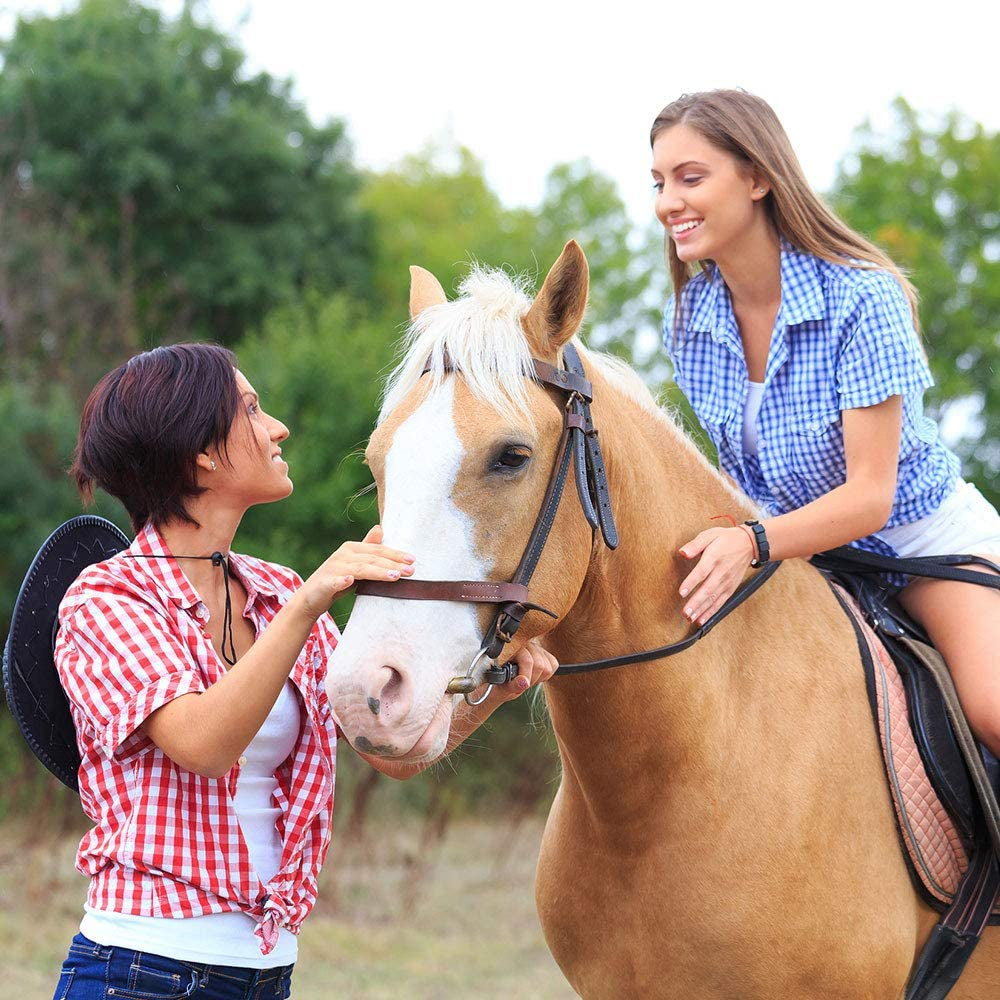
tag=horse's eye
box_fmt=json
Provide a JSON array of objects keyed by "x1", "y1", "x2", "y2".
[{"x1": 494, "y1": 448, "x2": 531, "y2": 472}]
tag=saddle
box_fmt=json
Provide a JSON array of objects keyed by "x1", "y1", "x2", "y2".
[{"x1": 813, "y1": 547, "x2": 1000, "y2": 1000}]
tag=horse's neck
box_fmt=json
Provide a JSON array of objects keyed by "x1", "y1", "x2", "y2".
[{"x1": 540, "y1": 372, "x2": 833, "y2": 828}]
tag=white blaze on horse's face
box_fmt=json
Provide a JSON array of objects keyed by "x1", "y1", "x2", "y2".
[
  {"x1": 327, "y1": 243, "x2": 592, "y2": 764},
  {"x1": 325, "y1": 379, "x2": 488, "y2": 762}
]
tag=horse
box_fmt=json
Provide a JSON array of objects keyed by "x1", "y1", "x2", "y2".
[{"x1": 324, "y1": 241, "x2": 1000, "y2": 998}]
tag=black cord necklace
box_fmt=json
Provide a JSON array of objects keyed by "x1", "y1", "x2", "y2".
[{"x1": 125, "y1": 551, "x2": 238, "y2": 666}]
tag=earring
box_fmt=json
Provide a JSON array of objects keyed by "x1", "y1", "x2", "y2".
[{"x1": 210, "y1": 461, "x2": 217, "y2": 471}]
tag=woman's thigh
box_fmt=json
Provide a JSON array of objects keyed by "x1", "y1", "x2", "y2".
[{"x1": 899, "y1": 553, "x2": 1000, "y2": 745}]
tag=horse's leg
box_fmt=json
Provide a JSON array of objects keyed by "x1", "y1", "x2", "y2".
[{"x1": 899, "y1": 554, "x2": 1000, "y2": 756}]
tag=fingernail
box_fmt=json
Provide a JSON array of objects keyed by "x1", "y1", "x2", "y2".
[
  {"x1": 516, "y1": 677, "x2": 529, "y2": 692},
  {"x1": 402, "y1": 566, "x2": 415, "y2": 575},
  {"x1": 387, "y1": 570, "x2": 400, "y2": 579},
  {"x1": 684, "y1": 607, "x2": 692, "y2": 617},
  {"x1": 679, "y1": 588, "x2": 688, "y2": 597},
  {"x1": 404, "y1": 555, "x2": 416, "y2": 564}
]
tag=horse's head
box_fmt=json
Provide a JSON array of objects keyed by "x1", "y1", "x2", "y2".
[{"x1": 327, "y1": 242, "x2": 596, "y2": 762}]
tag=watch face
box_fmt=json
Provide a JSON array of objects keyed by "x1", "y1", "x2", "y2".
[{"x1": 3, "y1": 516, "x2": 130, "y2": 790}]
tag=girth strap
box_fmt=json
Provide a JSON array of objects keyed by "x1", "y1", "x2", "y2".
[{"x1": 905, "y1": 849, "x2": 1000, "y2": 999}]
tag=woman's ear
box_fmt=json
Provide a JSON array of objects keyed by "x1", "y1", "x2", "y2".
[
  {"x1": 750, "y1": 171, "x2": 770, "y2": 201},
  {"x1": 195, "y1": 452, "x2": 217, "y2": 474}
]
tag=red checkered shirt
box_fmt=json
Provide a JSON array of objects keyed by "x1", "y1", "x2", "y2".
[{"x1": 55, "y1": 522, "x2": 339, "y2": 955}]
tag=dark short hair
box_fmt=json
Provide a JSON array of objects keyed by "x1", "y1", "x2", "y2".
[{"x1": 71, "y1": 343, "x2": 241, "y2": 532}]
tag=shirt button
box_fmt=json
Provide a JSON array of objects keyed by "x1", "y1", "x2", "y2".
[
  {"x1": 238, "y1": 755, "x2": 248, "y2": 766},
  {"x1": 195, "y1": 605, "x2": 207, "y2": 620}
]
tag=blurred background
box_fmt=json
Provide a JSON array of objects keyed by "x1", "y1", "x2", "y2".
[{"x1": 1, "y1": 0, "x2": 998, "y2": 996}]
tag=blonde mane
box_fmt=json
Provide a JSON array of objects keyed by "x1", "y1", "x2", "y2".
[
  {"x1": 380, "y1": 267, "x2": 539, "y2": 428},
  {"x1": 378, "y1": 263, "x2": 744, "y2": 504}
]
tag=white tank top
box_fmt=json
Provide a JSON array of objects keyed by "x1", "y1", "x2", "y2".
[
  {"x1": 81, "y1": 681, "x2": 302, "y2": 967},
  {"x1": 743, "y1": 381, "x2": 766, "y2": 457}
]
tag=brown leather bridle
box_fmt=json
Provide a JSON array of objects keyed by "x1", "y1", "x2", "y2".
[
  {"x1": 356, "y1": 341, "x2": 779, "y2": 704},
  {"x1": 356, "y1": 342, "x2": 617, "y2": 702}
]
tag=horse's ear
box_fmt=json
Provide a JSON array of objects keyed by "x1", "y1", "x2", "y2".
[
  {"x1": 409, "y1": 266, "x2": 448, "y2": 319},
  {"x1": 523, "y1": 240, "x2": 589, "y2": 354}
]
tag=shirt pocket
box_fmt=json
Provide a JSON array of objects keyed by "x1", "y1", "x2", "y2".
[{"x1": 778, "y1": 408, "x2": 846, "y2": 501}]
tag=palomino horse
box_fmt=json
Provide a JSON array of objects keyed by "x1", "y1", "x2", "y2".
[{"x1": 325, "y1": 242, "x2": 1000, "y2": 998}]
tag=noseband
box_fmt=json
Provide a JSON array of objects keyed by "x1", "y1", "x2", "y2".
[{"x1": 355, "y1": 341, "x2": 779, "y2": 704}]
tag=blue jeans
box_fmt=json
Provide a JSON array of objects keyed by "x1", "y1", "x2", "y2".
[{"x1": 53, "y1": 933, "x2": 294, "y2": 999}]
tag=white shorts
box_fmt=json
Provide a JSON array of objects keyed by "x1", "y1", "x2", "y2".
[{"x1": 878, "y1": 480, "x2": 1000, "y2": 560}]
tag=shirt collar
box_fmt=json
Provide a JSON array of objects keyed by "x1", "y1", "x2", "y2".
[
  {"x1": 678, "y1": 239, "x2": 826, "y2": 341},
  {"x1": 127, "y1": 523, "x2": 281, "y2": 610},
  {"x1": 777, "y1": 239, "x2": 826, "y2": 326},
  {"x1": 681, "y1": 267, "x2": 720, "y2": 337},
  {"x1": 127, "y1": 522, "x2": 203, "y2": 610}
]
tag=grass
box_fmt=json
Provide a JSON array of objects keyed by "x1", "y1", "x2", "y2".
[{"x1": 1, "y1": 805, "x2": 577, "y2": 999}]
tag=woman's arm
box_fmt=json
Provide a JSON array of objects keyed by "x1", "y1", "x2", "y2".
[
  {"x1": 142, "y1": 528, "x2": 414, "y2": 778},
  {"x1": 677, "y1": 396, "x2": 902, "y2": 625},
  {"x1": 357, "y1": 638, "x2": 559, "y2": 780}
]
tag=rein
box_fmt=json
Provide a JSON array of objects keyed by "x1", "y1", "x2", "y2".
[{"x1": 355, "y1": 343, "x2": 778, "y2": 701}]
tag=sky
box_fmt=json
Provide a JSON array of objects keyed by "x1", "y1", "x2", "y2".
[{"x1": 2, "y1": 0, "x2": 999, "y2": 231}]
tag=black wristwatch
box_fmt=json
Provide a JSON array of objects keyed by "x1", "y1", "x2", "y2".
[{"x1": 744, "y1": 519, "x2": 770, "y2": 568}]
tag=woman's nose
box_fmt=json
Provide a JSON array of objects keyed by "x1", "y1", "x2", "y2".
[
  {"x1": 655, "y1": 189, "x2": 682, "y2": 226},
  {"x1": 270, "y1": 417, "x2": 290, "y2": 442}
]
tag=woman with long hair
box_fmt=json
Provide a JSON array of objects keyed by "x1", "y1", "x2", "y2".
[{"x1": 650, "y1": 89, "x2": 1000, "y2": 754}]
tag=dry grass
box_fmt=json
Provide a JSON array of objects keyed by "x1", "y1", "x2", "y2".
[{"x1": 2, "y1": 808, "x2": 577, "y2": 999}]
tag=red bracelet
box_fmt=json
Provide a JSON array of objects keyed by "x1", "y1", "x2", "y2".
[
  {"x1": 737, "y1": 523, "x2": 759, "y2": 561},
  {"x1": 709, "y1": 513, "x2": 739, "y2": 528}
]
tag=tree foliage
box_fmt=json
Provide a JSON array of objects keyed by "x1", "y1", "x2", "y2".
[
  {"x1": 0, "y1": 0, "x2": 372, "y2": 379},
  {"x1": 831, "y1": 98, "x2": 1000, "y2": 504}
]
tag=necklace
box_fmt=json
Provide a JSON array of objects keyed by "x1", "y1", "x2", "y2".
[{"x1": 125, "y1": 551, "x2": 237, "y2": 666}]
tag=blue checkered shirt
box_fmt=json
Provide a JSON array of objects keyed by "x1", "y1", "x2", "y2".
[{"x1": 663, "y1": 241, "x2": 961, "y2": 556}]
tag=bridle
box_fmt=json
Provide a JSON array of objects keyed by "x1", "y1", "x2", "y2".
[{"x1": 355, "y1": 342, "x2": 779, "y2": 704}]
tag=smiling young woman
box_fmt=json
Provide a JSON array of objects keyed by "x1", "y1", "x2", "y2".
[
  {"x1": 649, "y1": 89, "x2": 1000, "y2": 757},
  {"x1": 50, "y1": 342, "x2": 557, "y2": 1000}
]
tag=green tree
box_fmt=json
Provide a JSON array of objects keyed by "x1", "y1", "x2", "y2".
[
  {"x1": 533, "y1": 161, "x2": 668, "y2": 373},
  {"x1": 0, "y1": 0, "x2": 372, "y2": 374},
  {"x1": 362, "y1": 145, "x2": 666, "y2": 366},
  {"x1": 233, "y1": 292, "x2": 389, "y2": 618},
  {"x1": 831, "y1": 98, "x2": 1000, "y2": 505}
]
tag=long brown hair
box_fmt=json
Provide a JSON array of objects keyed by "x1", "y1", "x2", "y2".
[{"x1": 649, "y1": 90, "x2": 919, "y2": 335}]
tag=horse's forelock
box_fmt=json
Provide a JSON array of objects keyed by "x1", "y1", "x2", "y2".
[{"x1": 379, "y1": 266, "x2": 543, "y2": 428}]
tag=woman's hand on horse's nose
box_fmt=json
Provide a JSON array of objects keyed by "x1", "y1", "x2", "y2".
[
  {"x1": 298, "y1": 524, "x2": 416, "y2": 619},
  {"x1": 678, "y1": 526, "x2": 756, "y2": 625},
  {"x1": 504, "y1": 639, "x2": 559, "y2": 699}
]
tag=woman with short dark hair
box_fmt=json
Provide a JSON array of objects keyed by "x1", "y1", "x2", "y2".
[{"x1": 52, "y1": 342, "x2": 556, "y2": 999}]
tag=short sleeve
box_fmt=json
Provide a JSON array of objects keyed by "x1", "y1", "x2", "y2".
[
  {"x1": 836, "y1": 271, "x2": 934, "y2": 410},
  {"x1": 56, "y1": 594, "x2": 205, "y2": 762}
]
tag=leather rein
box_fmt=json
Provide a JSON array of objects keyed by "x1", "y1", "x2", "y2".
[{"x1": 355, "y1": 342, "x2": 779, "y2": 703}]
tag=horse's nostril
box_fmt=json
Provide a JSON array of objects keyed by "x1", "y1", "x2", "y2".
[{"x1": 374, "y1": 665, "x2": 406, "y2": 716}]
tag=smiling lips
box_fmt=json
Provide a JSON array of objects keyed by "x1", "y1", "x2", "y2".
[{"x1": 671, "y1": 219, "x2": 703, "y2": 241}]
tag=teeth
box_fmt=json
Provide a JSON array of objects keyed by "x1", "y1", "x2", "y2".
[{"x1": 673, "y1": 220, "x2": 701, "y2": 234}]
